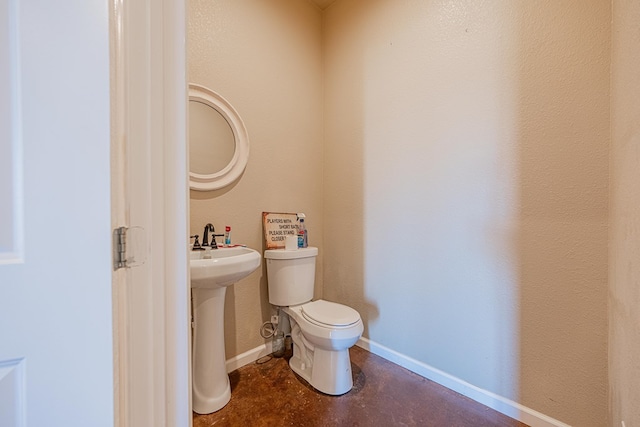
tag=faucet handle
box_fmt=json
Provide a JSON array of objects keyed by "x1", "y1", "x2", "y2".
[
  {"x1": 210, "y1": 233, "x2": 224, "y2": 249},
  {"x1": 190, "y1": 235, "x2": 204, "y2": 251}
]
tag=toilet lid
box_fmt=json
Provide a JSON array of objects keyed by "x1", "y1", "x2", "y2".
[{"x1": 301, "y1": 300, "x2": 360, "y2": 327}]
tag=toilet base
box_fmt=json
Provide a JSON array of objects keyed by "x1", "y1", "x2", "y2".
[{"x1": 289, "y1": 336, "x2": 354, "y2": 395}]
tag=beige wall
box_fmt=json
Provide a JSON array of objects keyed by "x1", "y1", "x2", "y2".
[
  {"x1": 610, "y1": 0, "x2": 640, "y2": 426},
  {"x1": 188, "y1": 0, "x2": 323, "y2": 358},
  {"x1": 189, "y1": 1, "x2": 614, "y2": 425},
  {"x1": 323, "y1": 1, "x2": 609, "y2": 426}
]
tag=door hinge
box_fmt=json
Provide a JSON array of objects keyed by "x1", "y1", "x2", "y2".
[
  {"x1": 113, "y1": 226, "x2": 146, "y2": 270},
  {"x1": 113, "y1": 226, "x2": 128, "y2": 270}
]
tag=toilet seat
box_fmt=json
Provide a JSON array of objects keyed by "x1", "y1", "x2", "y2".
[
  {"x1": 285, "y1": 300, "x2": 363, "y2": 352},
  {"x1": 284, "y1": 300, "x2": 363, "y2": 349},
  {"x1": 301, "y1": 300, "x2": 360, "y2": 328}
]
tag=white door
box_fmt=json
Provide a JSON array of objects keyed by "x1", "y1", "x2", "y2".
[
  {"x1": 1, "y1": 1, "x2": 189, "y2": 426},
  {"x1": 0, "y1": 1, "x2": 114, "y2": 426}
]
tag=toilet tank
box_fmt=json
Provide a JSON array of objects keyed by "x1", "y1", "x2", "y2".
[{"x1": 264, "y1": 247, "x2": 318, "y2": 306}]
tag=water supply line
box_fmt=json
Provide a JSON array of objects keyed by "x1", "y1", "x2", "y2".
[{"x1": 260, "y1": 307, "x2": 281, "y2": 339}]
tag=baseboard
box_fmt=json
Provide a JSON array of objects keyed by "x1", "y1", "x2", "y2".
[
  {"x1": 225, "y1": 341, "x2": 273, "y2": 373},
  {"x1": 225, "y1": 338, "x2": 570, "y2": 427},
  {"x1": 356, "y1": 337, "x2": 571, "y2": 427}
]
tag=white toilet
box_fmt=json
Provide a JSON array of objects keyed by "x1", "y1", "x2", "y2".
[{"x1": 264, "y1": 246, "x2": 364, "y2": 395}]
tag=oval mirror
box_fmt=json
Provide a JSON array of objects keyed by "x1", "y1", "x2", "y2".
[{"x1": 188, "y1": 83, "x2": 249, "y2": 191}]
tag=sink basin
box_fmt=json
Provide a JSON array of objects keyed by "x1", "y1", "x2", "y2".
[
  {"x1": 190, "y1": 246, "x2": 261, "y2": 288},
  {"x1": 190, "y1": 246, "x2": 261, "y2": 414}
]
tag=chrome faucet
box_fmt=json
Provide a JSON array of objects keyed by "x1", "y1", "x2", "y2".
[{"x1": 202, "y1": 223, "x2": 224, "y2": 249}]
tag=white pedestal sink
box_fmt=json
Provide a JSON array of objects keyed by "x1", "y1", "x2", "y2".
[{"x1": 190, "y1": 247, "x2": 261, "y2": 414}]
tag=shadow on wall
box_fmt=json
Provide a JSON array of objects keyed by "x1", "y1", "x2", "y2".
[
  {"x1": 321, "y1": 1, "x2": 380, "y2": 337},
  {"x1": 322, "y1": 1, "x2": 608, "y2": 427},
  {"x1": 324, "y1": 0, "x2": 522, "y2": 401}
]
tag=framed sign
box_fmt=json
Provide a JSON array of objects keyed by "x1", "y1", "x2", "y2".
[{"x1": 262, "y1": 212, "x2": 298, "y2": 249}]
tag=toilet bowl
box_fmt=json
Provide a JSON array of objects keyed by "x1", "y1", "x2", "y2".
[
  {"x1": 264, "y1": 247, "x2": 363, "y2": 395},
  {"x1": 284, "y1": 300, "x2": 364, "y2": 395}
]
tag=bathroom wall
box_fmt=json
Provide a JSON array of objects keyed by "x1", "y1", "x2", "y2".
[
  {"x1": 610, "y1": 0, "x2": 640, "y2": 425},
  {"x1": 323, "y1": 1, "x2": 609, "y2": 426},
  {"x1": 188, "y1": 0, "x2": 324, "y2": 358}
]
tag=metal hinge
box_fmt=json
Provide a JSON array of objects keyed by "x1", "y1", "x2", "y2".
[
  {"x1": 113, "y1": 227, "x2": 128, "y2": 270},
  {"x1": 113, "y1": 226, "x2": 146, "y2": 270}
]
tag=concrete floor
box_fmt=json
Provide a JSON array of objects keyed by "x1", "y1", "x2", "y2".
[{"x1": 193, "y1": 345, "x2": 528, "y2": 427}]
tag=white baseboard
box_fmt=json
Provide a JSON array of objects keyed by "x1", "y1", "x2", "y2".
[
  {"x1": 356, "y1": 337, "x2": 571, "y2": 427},
  {"x1": 225, "y1": 341, "x2": 273, "y2": 373}
]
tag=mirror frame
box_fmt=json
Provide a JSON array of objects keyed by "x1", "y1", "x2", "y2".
[{"x1": 188, "y1": 83, "x2": 250, "y2": 191}]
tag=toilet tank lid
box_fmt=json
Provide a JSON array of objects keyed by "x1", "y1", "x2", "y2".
[{"x1": 264, "y1": 246, "x2": 318, "y2": 259}]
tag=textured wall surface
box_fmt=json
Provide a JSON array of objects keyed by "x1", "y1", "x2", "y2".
[
  {"x1": 189, "y1": 1, "x2": 613, "y2": 424},
  {"x1": 188, "y1": 0, "x2": 323, "y2": 358},
  {"x1": 322, "y1": 1, "x2": 609, "y2": 425},
  {"x1": 610, "y1": 0, "x2": 640, "y2": 425}
]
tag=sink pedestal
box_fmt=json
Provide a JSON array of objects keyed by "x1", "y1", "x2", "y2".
[
  {"x1": 189, "y1": 246, "x2": 261, "y2": 414},
  {"x1": 192, "y1": 287, "x2": 230, "y2": 414}
]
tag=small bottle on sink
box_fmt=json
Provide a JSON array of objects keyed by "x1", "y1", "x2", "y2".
[{"x1": 224, "y1": 226, "x2": 231, "y2": 246}]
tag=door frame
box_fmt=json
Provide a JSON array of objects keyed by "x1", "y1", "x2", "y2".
[{"x1": 110, "y1": 0, "x2": 190, "y2": 425}]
